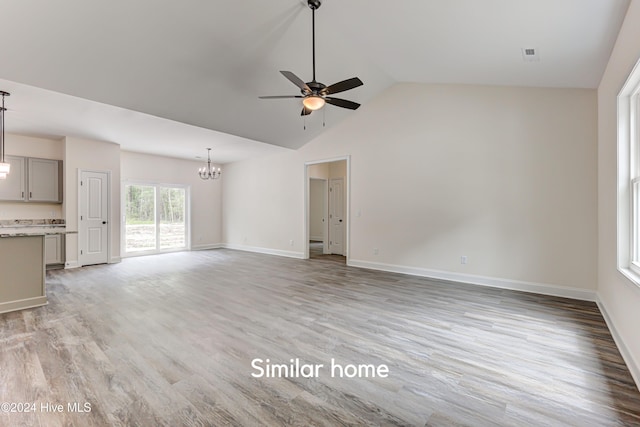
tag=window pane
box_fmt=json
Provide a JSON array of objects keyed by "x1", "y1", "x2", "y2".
[
  {"x1": 125, "y1": 184, "x2": 156, "y2": 252},
  {"x1": 159, "y1": 187, "x2": 186, "y2": 250},
  {"x1": 633, "y1": 179, "x2": 640, "y2": 266}
]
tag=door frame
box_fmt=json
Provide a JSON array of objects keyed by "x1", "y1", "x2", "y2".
[
  {"x1": 303, "y1": 156, "x2": 350, "y2": 260},
  {"x1": 78, "y1": 169, "x2": 111, "y2": 267}
]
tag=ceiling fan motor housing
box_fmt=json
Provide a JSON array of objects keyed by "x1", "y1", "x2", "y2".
[
  {"x1": 305, "y1": 81, "x2": 327, "y2": 96},
  {"x1": 308, "y1": 0, "x2": 321, "y2": 10}
]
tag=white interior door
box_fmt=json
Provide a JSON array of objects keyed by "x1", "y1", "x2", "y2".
[
  {"x1": 329, "y1": 178, "x2": 345, "y2": 255},
  {"x1": 79, "y1": 170, "x2": 109, "y2": 266}
]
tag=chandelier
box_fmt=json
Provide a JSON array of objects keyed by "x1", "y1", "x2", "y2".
[
  {"x1": 0, "y1": 91, "x2": 10, "y2": 179},
  {"x1": 198, "y1": 148, "x2": 221, "y2": 180}
]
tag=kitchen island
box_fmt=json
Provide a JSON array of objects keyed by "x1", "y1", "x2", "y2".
[{"x1": 0, "y1": 225, "x2": 74, "y2": 314}]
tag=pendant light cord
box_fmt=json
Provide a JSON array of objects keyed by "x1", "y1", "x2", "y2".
[{"x1": 1, "y1": 93, "x2": 5, "y2": 164}]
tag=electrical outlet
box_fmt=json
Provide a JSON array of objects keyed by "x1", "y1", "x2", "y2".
[
  {"x1": 461, "y1": 256, "x2": 468, "y2": 265},
  {"x1": 373, "y1": 248, "x2": 379, "y2": 255},
  {"x1": 289, "y1": 239, "x2": 294, "y2": 246}
]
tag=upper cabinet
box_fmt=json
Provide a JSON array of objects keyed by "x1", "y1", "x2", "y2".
[
  {"x1": 0, "y1": 156, "x2": 26, "y2": 201},
  {"x1": 0, "y1": 156, "x2": 62, "y2": 203},
  {"x1": 28, "y1": 158, "x2": 62, "y2": 203}
]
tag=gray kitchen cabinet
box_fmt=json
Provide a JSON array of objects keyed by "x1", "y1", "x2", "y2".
[
  {"x1": 28, "y1": 158, "x2": 62, "y2": 203},
  {"x1": 0, "y1": 155, "x2": 26, "y2": 201},
  {"x1": 45, "y1": 234, "x2": 64, "y2": 266},
  {"x1": 0, "y1": 156, "x2": 62, "y2": 203}
]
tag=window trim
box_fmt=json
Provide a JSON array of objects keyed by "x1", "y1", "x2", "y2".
[{"x1": 617, "y1": 58, "x2": 640, "y2": 287}]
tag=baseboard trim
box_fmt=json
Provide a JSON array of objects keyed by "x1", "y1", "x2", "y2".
[
  {"x1": 109, "y1": 256, "x2": 122, "y2": 264},
  {"x1": 223, "y1": 243, "x2": 304, "y2": 259},
  {"x1": 192, "y1": 243, "x2": 223, "y2": 251},
  {"x1": 348, "y1": 259, "x2": 597, "y2": 302},
  {"x1": 0, "y1": 296, "x2": 48, "y2": 314},
  {"x1": 64, "y1": 260, "x2": 80, "y2": 269},
  {"x1": 596, "y1": 296, "x2": 640, "y2": 391}
]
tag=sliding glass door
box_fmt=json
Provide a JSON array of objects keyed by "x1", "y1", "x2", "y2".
[
  {"x1": 125, "y1": 184, "x2": 157, "y2": 252},
  {"x1": 124, "y1": 183, "x2": 189, "y2": 255},
  {"x1": 159, "y1": 187, "x2": 186, "y2": 249}
]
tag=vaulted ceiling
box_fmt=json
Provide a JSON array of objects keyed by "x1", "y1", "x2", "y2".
[{"x1": 0, "y1": 0, "x2": 631, "y2": 162}]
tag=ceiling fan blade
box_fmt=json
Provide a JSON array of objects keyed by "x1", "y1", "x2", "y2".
[
  {"x1": 325, "y1": 77, "x2": 363, "y2": 95},
  {"x1": 281, "y1": 71, "x2": 311, "y2": 92},
  {"x1": 301, "y1": 107, "x2": 312, "y2": 116},
  {"x1": 325, "y1": 97, "x2": 360, "y2": 110},
  {"x1": 259, "y1": 95, "x2": 303, "y2": 99}
]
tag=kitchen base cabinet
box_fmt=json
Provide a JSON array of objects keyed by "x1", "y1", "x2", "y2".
[
  {"x1": 0, "y1": 235, "x2": 46, "y2": 314},
  {"x1": 45, "y1": 234, "x2": 65, "y2": 269}
]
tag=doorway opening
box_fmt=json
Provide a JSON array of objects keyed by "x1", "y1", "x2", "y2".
[{"x1": 304, "y1": 157, "x2": 349, "y2": 263}]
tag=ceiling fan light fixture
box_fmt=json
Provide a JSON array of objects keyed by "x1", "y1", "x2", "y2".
[{"x1": 303, "y1": 96, "x2": 325, "y2": 111}]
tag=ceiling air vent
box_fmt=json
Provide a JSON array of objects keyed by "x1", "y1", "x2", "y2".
[{"x1": 522, "y1": 48, "x2": 540, "y2": 62}]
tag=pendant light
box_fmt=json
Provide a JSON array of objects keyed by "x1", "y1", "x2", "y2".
[{"x1": 0, "y1": 91, "x2": 10, "y2": 179}]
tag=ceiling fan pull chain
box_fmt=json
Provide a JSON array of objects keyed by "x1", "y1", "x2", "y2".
[{"x1": 323, "y1": 107, "x2": 326, "y2": 127}]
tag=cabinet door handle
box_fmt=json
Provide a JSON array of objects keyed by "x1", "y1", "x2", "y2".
[
  {"x1": 21, "y1": 191, "x2": 24, "y2": 198},
  {"x1": 29, "y1": 192, "x2": 32, "y2": 198}
]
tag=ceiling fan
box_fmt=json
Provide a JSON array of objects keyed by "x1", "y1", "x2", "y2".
[{"x1": 259, "y1": 0, "x2": 363, "y2": 116}]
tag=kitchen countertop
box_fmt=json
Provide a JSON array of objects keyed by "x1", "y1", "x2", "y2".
[{"x1": 0, "y1": 226, "x2": 76, "y2": 238}]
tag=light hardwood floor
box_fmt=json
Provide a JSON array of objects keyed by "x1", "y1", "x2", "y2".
[{"x1": 1, "y1": 249, "x2": 639, "y2": 426}]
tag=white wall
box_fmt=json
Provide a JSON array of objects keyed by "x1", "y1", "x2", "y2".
[
  {"x1": 63, "y1": 136, "x2": 121, "y2": 266},
  {"x1": 223, "y1": 151, "x2": 302, "y2": 256},
  {"x1": 308, "y1": 163, "x2": 329, "y2": 179},
  {"x1": 223, "y1": 83, "x2": 598, "y2": 296},
  {"x1": 597, "y1": 0, "x2": 640, "y2": 387},
  {"x1": 328, "y1": 161, "x2": 346, "y2": 181},
  {"x1": 1, "y1": 134, "x2": 64, "y2": 220},
  {"x1": 120, "y1": 151, "x2": 222, "y2": 249}
]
